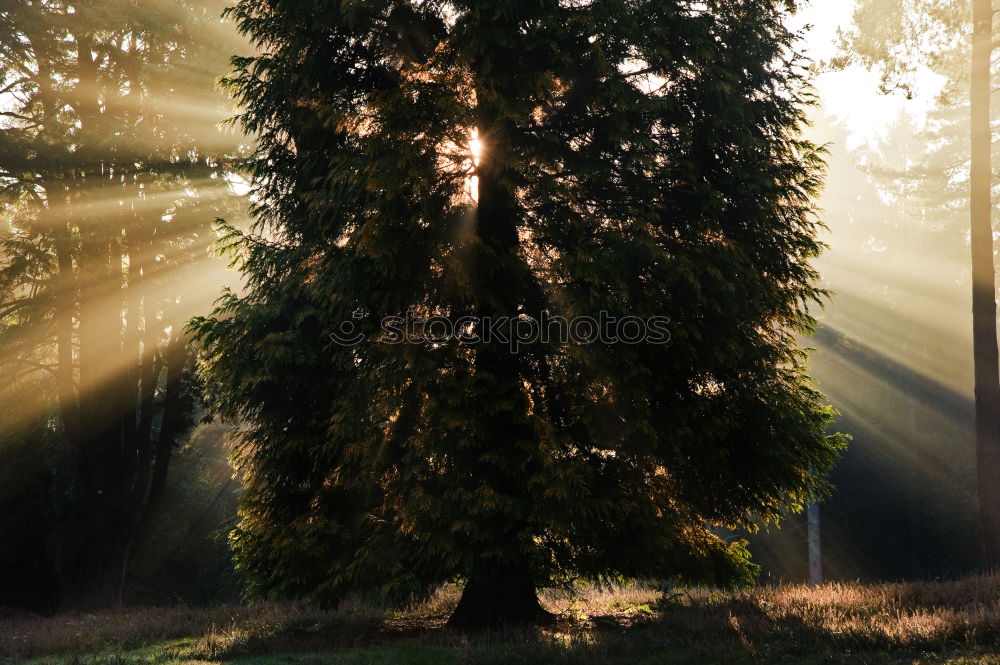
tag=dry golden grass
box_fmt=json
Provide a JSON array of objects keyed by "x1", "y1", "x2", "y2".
[
  {"x1": 701, "y1": 574, "x2": 1000, "y2": 650},
  {"x1": 0, "y1": 603, "x2": 320, "y2": 660},
  {"x1": 2, "y1": 575, "x2": 1000, "y2": 663}
]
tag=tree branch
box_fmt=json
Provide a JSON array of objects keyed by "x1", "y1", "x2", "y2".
[
  {"x1": 0, "y1": 110, "x2": 40, "y2": 124},
  {"x1": 0, "y1": 298, "x2": 50, "y2": 321},
  {"x1": 6, "y1": 358, "x2": 62, "y2": 378}
]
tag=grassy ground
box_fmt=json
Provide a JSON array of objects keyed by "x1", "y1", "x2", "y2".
[{"x1": 3, "y1": 575, "x2": 1000, "y2": 664}]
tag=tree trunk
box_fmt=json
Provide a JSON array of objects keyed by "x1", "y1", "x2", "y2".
[
  {"x1": 446, "y1": 29, "x2": 554, "y2": 632},
  {"x1": 38, "y1": 60, "x2": 82, "y2": 453},
  {"x1": 970, "y1": 0, "x2": 1000, "y2": 566},
  {"x1": 65, "y1": 30, "x2": 140, "y2": 610},
  {"x1": 446, "y1": 564, "x2": 553, "y2": 631},
  {"x1": 807, "y1": 501, "x2": 822, "y2": 586},
  {"x1": 117, "y1": 340, "x2": 189, "y2": 602},
  {"x1": 50, "y1": 194, "x2": 81, "y2": 449},
  {"x1": 142, "y1": 340, "x2": 187, "y2": 527}
]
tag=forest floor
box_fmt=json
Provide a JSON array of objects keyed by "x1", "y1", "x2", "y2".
[{"x1": 3, "y1": 574, "x2": 1000, "y2": 664}]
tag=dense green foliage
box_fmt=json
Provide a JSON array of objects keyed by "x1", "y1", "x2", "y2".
[{"x1": 194, "y1": 0, "x2": 844, "y2": 616}]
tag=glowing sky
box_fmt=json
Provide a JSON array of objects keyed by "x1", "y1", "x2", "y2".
[{"x1": 793, "y1": 0, "x2": 944, "y2": 149}]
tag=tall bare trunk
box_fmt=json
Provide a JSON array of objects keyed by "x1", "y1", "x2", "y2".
[
  {"x1": 144, "y1": 340, "x2": 188, "y2": 524},
  {"x1": 69, "y1": 31, "x2": 138, "y2": 608},
  {"x1": 49, "y1": 187, "x2": 82, "y2": 450},
  {"x1": 970, "y1": 0, "x2": 1000, "y2": 566}
]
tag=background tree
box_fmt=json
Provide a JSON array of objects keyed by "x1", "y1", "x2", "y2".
[
  {"x1": 741, "y1": 76, "x2": 994, "y2": 578},
  {"x1": 835, "y1": 0, "x2": 1000, "y2": 566},
  {"x1": 193, "y1": 0, "x2": 844, "y2": 628},
  {"x1": 0, "y1": 0, "x2": 246, "y2": 609}
]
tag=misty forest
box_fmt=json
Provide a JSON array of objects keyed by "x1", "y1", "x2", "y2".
[{"x1": 2, "y1": 1, "x2": 1000, "y2": 664}]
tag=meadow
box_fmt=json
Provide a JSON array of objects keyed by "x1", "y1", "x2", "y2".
[{"x1": 4, "y1": 575, "x2": 1000, "y2": 665}]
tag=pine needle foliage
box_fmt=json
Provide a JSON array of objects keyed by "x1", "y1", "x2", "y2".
[{"x1": 192, "y1": 0, "x2": 846, "y2": 615}]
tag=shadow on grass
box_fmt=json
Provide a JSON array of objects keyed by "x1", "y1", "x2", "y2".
[{"x1": 9, "y1": 576, "x2": 1000, "y2": 665}]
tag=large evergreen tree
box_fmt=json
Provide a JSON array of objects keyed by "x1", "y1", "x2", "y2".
[{"x1": 194, "y1": 0, "x2": 844, "y2": 628}]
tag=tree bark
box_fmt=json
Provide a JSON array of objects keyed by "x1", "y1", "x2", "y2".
[
  {"x1": 49, "y1": 190, "x2": 82, "y2": 450},
  {"x1": 446, "y1": 564, "x2": 553, "y2": 630},
  {"x1": 144, "y1": 340, "x2": 188, "y2": 524},
  {"x1": 970, "y1": 0, "x2": 1000, "y2": 566},
  {"x1": 117, "y1": 340, "x2": 189, "y2": 602},
  {"x1": 37, "y1": 56, "x2": 82, "y2": 453}
]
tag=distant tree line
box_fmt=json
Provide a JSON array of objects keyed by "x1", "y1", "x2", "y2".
[{"x1": 0, "y1": 0, "x2": 245, "y2": 611}]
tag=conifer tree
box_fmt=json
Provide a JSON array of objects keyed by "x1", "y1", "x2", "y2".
[{"x1": 194, "y1": 0, "x2": 845, "y2": 628}]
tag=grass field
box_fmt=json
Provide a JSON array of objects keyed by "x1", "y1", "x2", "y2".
[{"x1": 4, "y1": 575, "x2": 1000, "y2": 664}]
